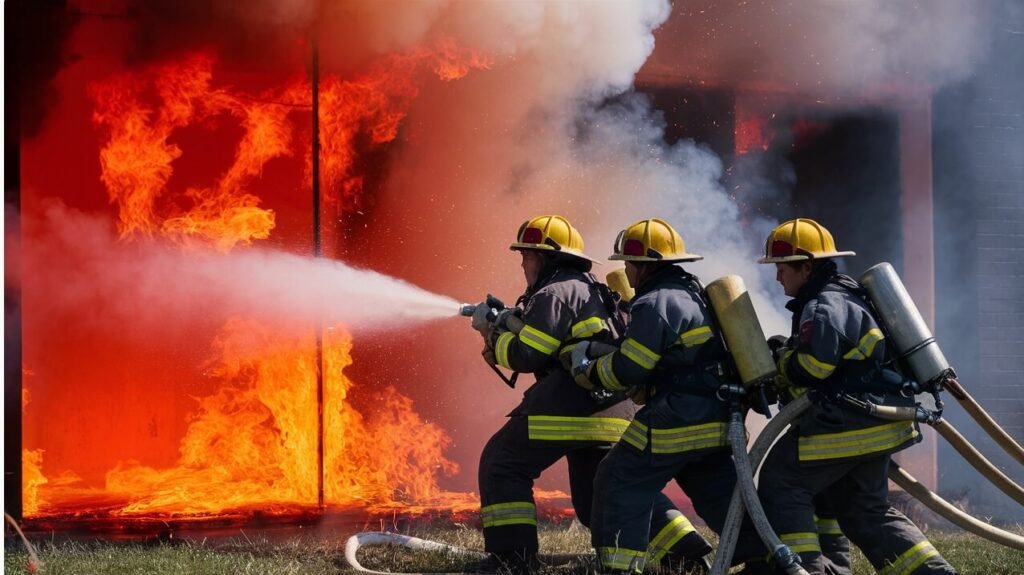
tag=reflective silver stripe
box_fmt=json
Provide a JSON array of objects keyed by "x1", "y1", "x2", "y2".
[
  {"x1": 596, "y1": 354, "x2": 628, "y2": 391},
  {"x1": 571, "y1": 316, "x2": 605, "y2": 339},
  {"x1": 648, "y1": 514, "x2": 696, "y2": 561},
  {"x1": 480, "y1": 501, "x2": 537, "y2": 528},
  {"x1": 620, "y1": 420, "x2": 727, "y2": 454},
  {"x1": 620, "y1": 338, "x2": 660, "y2": 370},
  {"x1": 621, "y1": 420, "x2": 649, "y2": 451},
  {"x1": 799, "y1": 421, "x2": 918, "y2": 461},
  {"x1": 779, "y1": 532, "x2": 821, "y2": 554},
  {"x1": 678, "y1": 325, "x2": 713, "y2": 348},
  {"x1": 527, "y1": 416, "x2": 630, "y2": 443},
  {"x1": 814, "y1": 515, "x2": 842, "y2": 536},
  {"x1": 879, "y1": 541, "x2": 939, "y2": 575},
  {"x1": 495, "y1": 331, "x2": 516, "y2": 370},
  {"x1": 649, "y1": 422, "x2": 728, "y2": 454},
  {"x1": 598, "y1": 546, "x2": 645, "y2": 573},
  {"x1": 843, "y1": 328, "x2": 884, "y2": 360},
  {"x1": 518, "y1": 324, "x2": 561, "y2": 355}
]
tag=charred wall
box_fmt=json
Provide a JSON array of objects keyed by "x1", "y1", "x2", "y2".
[{"x1": 933, "y1": 0, "x2": 1024, "y2": 520}]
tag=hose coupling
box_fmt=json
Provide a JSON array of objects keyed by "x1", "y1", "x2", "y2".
[
  {"x1": 717, "y1": 383, "x2": 747, "y2": 402},
  {"x1": 771, "y1": 544, "x2": 803, "y2": 570}
]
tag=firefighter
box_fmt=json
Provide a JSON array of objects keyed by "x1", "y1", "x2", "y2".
[
  {"x1": 572, "y1": 218, "x2": 757, "y2": 574},
  {"x1": 747, "y1": 218, "x2": 956, "y2": 574},
  {"x1": 470, "y1": 215, "x2": 713, "y2": 574}
]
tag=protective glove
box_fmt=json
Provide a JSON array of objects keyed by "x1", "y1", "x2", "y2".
[
  {"x1": 481, "y1": 344, "x2": 497, "y2": 367},
  {"x1": 628, "y1": 385, "x2": 651, "y2": 405},
  {"x1": 767, "y1": 335, "x2": 789, "y2": 361},
  {"x1": 570, "y1": 342, "x2": 596, "y2": 390},
  {"x1": 471, "y1": 302, "x2": 493, "y2": 336}
]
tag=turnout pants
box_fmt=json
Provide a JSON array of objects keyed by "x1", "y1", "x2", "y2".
[
  {"x1": 590, "y1": 442, "x2": 758, "y2": 573},
  {"x1": 478, "y1": 416, "x2": 708, "y2": 559},
  {"x1": 750, "y1": 430, "x2": 956, "y2": 575}
]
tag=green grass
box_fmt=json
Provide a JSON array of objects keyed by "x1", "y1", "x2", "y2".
[{"x1": 4, "y1": 523, "x2": 1022, "y2": 575}]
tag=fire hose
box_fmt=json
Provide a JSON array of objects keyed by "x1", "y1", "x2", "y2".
[
  {"x1": 710, "y1": 393, "x2": 814, "y2": 575},
  {"x1": 711, "y1": 393, "x2": 1024, "y2": 575},
  {"x1": 887, "y1": 461, "x2": 1024, "y2": 551},
  {"x1": 343, "y1": 532, "x2": 581, "y2": 574},
  {"x1": 842, "y1": 397, "x2": 1024, "y2": 506},
  {"x1": 5, "y1": 512, "x2": 43, "y2": 573},
  {"x1": 943, "y1": 376, "x2": 1024, "y2": 466},
  {"x1": 721, "y1": 386, "x2": 809, "y2": 575},
  {"x1": 344, "y1": 532, "x2": 485, "y2": 575}
]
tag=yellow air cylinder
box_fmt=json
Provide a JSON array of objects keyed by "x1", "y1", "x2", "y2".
[
  {"x1": 706, "y1": 275, "x2": 777, "y2": 388},
  {"x1": 606, "y1": 268, "x2": 635, "y2": 304}
]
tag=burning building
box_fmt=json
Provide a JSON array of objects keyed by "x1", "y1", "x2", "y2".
[{"x1": 6, "y1": 0, "x2": 1023, "y2": 530}]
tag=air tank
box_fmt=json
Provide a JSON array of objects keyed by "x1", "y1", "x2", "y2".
[
  {"x1": 860, "y1": 262, "x2": 952, "y2": 386},
  {"x1": 706, "y1": 275, "x2": 777, "y2": 388}
]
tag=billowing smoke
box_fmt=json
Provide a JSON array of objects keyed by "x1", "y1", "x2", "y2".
[{"x1": 644, "y1": 0, "x2": 997, "y2": 93}]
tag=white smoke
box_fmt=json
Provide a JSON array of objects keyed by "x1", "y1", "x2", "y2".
[
  {"x1": 338, "y1": 0, "x2": 789, "y2": 334},
  {"x1": 18, "y1": 202, "x2": 460, "y2": 339}
]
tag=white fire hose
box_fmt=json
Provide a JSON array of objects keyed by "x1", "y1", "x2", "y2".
[{"x1": 344, "y1": 532, "x2": 486, "y2": 575}]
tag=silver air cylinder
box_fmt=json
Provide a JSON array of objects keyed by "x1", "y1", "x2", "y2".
[{"x1": 860, "y1": 262, "x2": 951, "y2": 386}]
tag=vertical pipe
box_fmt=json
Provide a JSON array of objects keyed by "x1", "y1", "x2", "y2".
[
  {"x1": 4, "y1": 0, "x2": 23, "y2": 521},
  {"x1": 895, "y1": 99, "x2": 938, "y2": 490},
  {"x1": 311, "y1": 33, "x2": 325, "y2": 510}
]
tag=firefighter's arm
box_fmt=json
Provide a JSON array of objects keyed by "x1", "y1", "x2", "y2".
[
  {"x1": 489, "y1": 291, "x2": 571, "y2": 373},
  {"x1": 578, "y1": 298, "x2": 671, "y2": 393},
  {"x1": 776, "y1": 301, "x2": 842, "y2": 392}
]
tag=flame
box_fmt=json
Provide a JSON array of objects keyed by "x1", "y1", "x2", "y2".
[
  {"x1": 91, "y1": 54, "x2": 284, "y2": 252},
  {"x1": 315, "y1": 41, "x2": 491, "y2": 219},
  {"x1": 27, "y1": 43, "x2": 492, "y2": 519}
]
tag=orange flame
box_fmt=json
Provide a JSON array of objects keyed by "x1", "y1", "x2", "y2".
[
  {"x1": 27, "y1": 43, "x2": 492, "y2": 519},
  {"x1": 91, "y1": 54, "x2": 283, "y2": 252}
]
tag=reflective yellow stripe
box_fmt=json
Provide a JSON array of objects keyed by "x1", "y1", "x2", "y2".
[
  {"x1": 880, "y1": 541, "x2": 940, "y2": 575},
  {"x1": 814, "y1": 515, "x2": 843, "y2": 536},
  {"x1": 558, "y1": 342, "x2": 578, "y2": 360},
  {"x1": 596, "y1": 354, "x2": 628, "y2": 391},
  {"x1": 780, "y1": 532, "x2": 821, "y2": 554},
  {"x1": 621, "y1": 338, "x2": 660, "y2": 370},
  {"x1": 621, "y1": 420, "x2": 648, "y2": 451},
  {"x1": 843, "y1": 328, "x2": 884, "y2": 360},
  {"x1": 527, "y1": 416, "x2": 630, "y2": 442},
  {"x1": 797, "y1": 352, "x2": 836, "y2": 379},
  {"x1": 598, "y1": 546, "x2": 645, "y2": 573},
  {"x1": 778, "y1": 349, "x2": 794, "y2": 386},
  {"x1": 799, "y1": 421, "x2": 919, "y2": 461},
  {"x1": 480, "y1": 501, "x2": 536, "y2": 528},
  {"x1": 678, "y1": 325, "x2": 713, "y2": 348},
  {"x1": 571, "y1": 316, "x2": 606, "y2": 339},
  {"x1": 495, "y1": 331, "x2": 515, "y2": 370},
  {"x1": 518, "y1": 324, "x2": 561, "y2": 355},
  {"x1": 621, "y1": 421, "x2": 728, "y2": 454},
  {"x1": 647, "y1": 514, "x2": 696, "y2": 562}
]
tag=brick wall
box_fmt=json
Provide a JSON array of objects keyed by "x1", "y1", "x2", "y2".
[{"x1": 933, "y1": 1, "x2": 1024, "y2": 520}]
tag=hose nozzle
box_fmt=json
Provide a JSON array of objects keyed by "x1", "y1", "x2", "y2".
[{"x1": 459, "y1": 303, "x2": 477, "y2": 317}]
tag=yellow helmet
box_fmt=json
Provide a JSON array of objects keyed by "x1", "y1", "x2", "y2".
[
  {"x1": 758, "y1": 218, "x2": 855, "y2": 263},
  {"x1": 510, "y1": 215, "x2": 599, "y2": 263},
  {"x1": 609, "y1": 218, "x2": 703, "y2": 262}
]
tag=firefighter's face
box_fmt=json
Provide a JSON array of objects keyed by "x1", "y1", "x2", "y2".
[
  {"x1": 624, "y1": 261, "x2": 640, "y2": 288},
  {"x1": 521, "y1": 250, "x2": 544, "y2": 287},
  {"x1": 776, "y1": 262, "x2": 812, "y2": 297}
]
